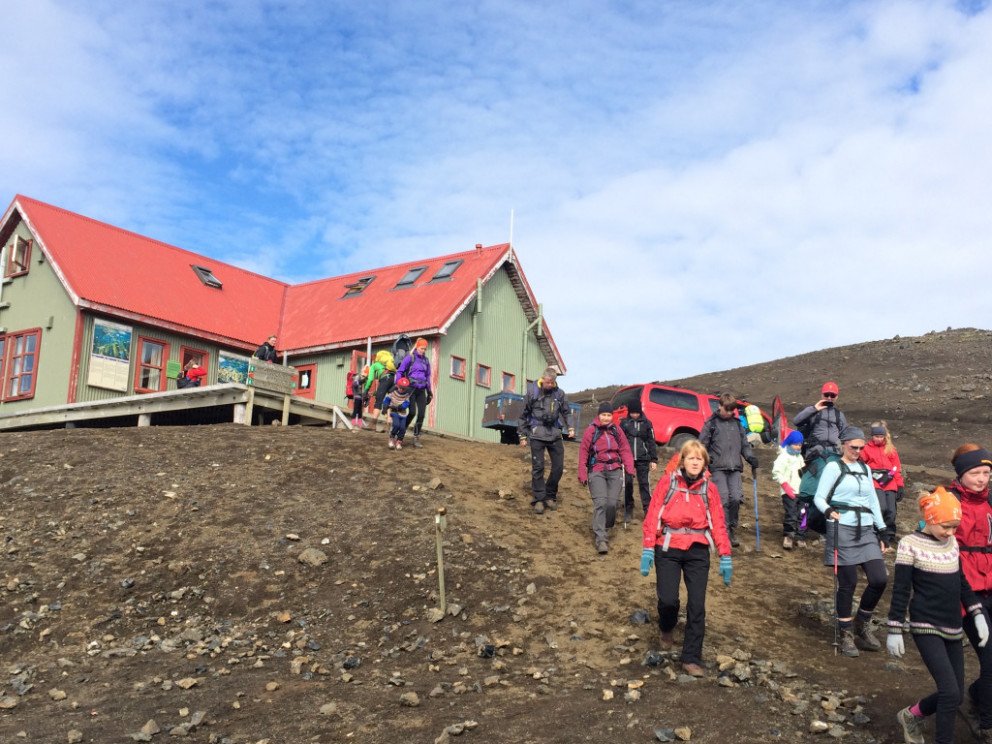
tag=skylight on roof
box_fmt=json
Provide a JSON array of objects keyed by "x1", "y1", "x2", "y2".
[
  {"x1": 429, "y1": 259, "x2": 463, "y2": 282},
  {"x1": 191, "y1": 264, "x2": 222, "y2": 288},
  {"x1": 342, "y1": 275, "x2": 375, "y2": 298},
  {"x1": 395, "y1": 266, "x2": 426, "y2": 288}
]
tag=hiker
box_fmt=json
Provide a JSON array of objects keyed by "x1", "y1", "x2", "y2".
[
  {"x1": 369, "y1": 356, "x2": 397, "y2": 433},
  {"x1": 518, "y1": 368, "x2": 575, "y2": 514},
  {"x1": 255, "y1": 334, "x2": 278, "y2": 363},
  {"x1": 578, "y1": 403, "x2": 634, "y2": 554},
  {"x1": 948, "y1": 444, "x2": 992, "y2": 740},
  {"x1": 364, "y1": 350, "x2": 394, "y2": 423},
  {"x1": 699, "y1": 392, "x2": 759, "y2": 548},
  {"x1": 794, "y1": 381, "x2": 848, "y2": 461},
  {"x1": 620, "y1": 399, "x2": 659, "y2": 525},
  {"x1": 887, "y1": 487, "x2": 989, "y2": 744},
  {"x1": 640, "y1": 439, "x2": 733, "y2": 678},
  {"x1": 815, "y1": 426, "x2": 887, "y2": 658},
  {"x1": 350, "y1": 365, "x2": 369, "y2": 428},
  {"x1": 382, "y1": 377, "x2": 413, "y2": 450},
  {"x1": 396, "y1": 338, "x2": 433, "y2": 448},
  {"x1": 177, "y1": 358, "x2": 207, "y2": 388},
  {"x1": 859, "y1": 421, "x2": 905, "y2": 548},
  {"x1": 772, "y1": 430, "x2": 806, "y2": 549}
]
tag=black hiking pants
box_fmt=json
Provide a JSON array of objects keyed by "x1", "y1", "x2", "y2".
[
  {"x1": 875, "y1": 487, "x2": 897, "y2": 544},
  {"x1": 529, "y1": 437, "x2": 564, "y2": 505},
  {"x1": 964, "y1": 596, "x2": 992, "y2": 729},
  {"x1": 624, "y1": 461, "x2": 653, "y2": 518},
  {"x1": 913, "y1": 633, "x2": 964, "y2": 744},
  {"x1": 782, "y1": 494, "x2": 809, "y2": 539},
  {"x1": 835, "y1": 559, "x2": 887, "y2": 619},
  {"x1": 408, "y1": 388, "x2": 429, "y2": 436},
  {"x1": 655, "y1": 543, "x2": 709, "y2": 666}
]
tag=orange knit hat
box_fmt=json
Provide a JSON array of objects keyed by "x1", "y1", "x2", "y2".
[
  {"x1": 414, "y1": 337, "x2": 428, "y2": 349},
  {"x1": 919, "y1": 487, "x2": 962, "y2": 525}
]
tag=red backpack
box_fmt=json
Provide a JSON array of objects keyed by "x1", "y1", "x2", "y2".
[{"x1": 345, "y1": 371, "x2": 355, "y2": 400}]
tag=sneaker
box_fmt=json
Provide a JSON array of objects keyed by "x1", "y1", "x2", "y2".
[
  {"x1": 681, "y1": 662, "x2": 705, "y2": 678},
  {"x1": 388, "y1": 438, "x2": 396, "y2": 449},
  {"x1": 596, "y1": 540, "x2": 608, "y2": 555},
  {"x1": 783, "y1": 535, "x2": 794, "y2": 550},
  {"x1": 545, "y1": 499, "x2": 558, "y2": 511},
  {"x1": 413, "y1": 436, "x2": 423, "y2": 448},
  {"x1": 838, "y1": 628, "x2": 860, "y2": 657},
  {"x1": 533, "y1": 502, "x2": 545, "y2": 515},
  {"x1": 796, "y1": 539, "x2": 808, "y2": 549},
  {"x1": 896, "y1": 707, "x2": 925, "y2": 744},
  {"x1": 395, "y1": 441, "x2": 403, "y2": 450},
  {"x1": 659, "y1": 631, "x2": 674, "y2": 651}
]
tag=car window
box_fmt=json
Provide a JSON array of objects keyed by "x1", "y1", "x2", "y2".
[
  {"x1": 611, "y1": 386, "x2": 643, "y2": 410},
  {"x1": 648, "y1": 387, "x2": 699, "y2": 411},
  {"x1": 708, "y1": 398, "x2": 721, "y2": 414}
]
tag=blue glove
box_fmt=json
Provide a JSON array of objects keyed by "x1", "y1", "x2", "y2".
[
  {"x1": 719, "y1": 556, "x2": 733, "y2": 586},
  {"x1": 399, "y1": 401, "x2": 410, "y2": 410},
  {"x1": 640, "y1": 548, "x2": 654, "y2": 576}
]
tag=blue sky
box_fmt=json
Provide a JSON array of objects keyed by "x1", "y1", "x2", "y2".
[{"x1": 3, "y1": 0, "x2": 990, "y2": 390}]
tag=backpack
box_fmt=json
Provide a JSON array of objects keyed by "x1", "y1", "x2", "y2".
[
  {"x1": 587, "y1": 424, "x2": 624, "y2": 471},
  {"x1": 798, "y1": 406, "x2": 842, "y2": 458},
  {"x1": 807, "y1": 460, "x2": 873, "y2": 535},
  {"x1": 345, "y1": 370, "x2": 356, "y2": 400},
  {"x1": 654, "y1": 475, "x2": 716, "y2": 552}
]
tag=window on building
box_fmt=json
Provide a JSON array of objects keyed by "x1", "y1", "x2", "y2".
[
  {"x1": 135, "y1": 337, "x2": 169, "y2": 392},
  {"x1": 342, "y1": 276, "x2": 375, "y2": 298},
  {"x1": 395, "y1": 266, "x2": 426, "y2": 288},
  {"x1": 180, "y1": 346, "x2": 209, "y2": 381},
  {"x1": 5, "y1": 236, "x2": 32, "y2": 278},
  {"x1": 2, "y1": 329, "x2": 41, "y2": 400},
  {"x1": 450, "y1": 356, "x2": 466, "y2": 380},
  {"x1": 191, "y1": 264, "x2": 222, "y2": 289},
  {"x1": 429, "y1": 259, "x2": 463, "y2": 282},
  {"x1": 501, "y1": 371, "x2": 516, "y2": 392},
  {"x1": 476, "y1": 363, "x2": 491, "y2": 388}
]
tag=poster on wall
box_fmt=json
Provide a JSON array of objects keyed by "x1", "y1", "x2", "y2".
[
  {"x1": 87, "y1": 319, "x2": 132, "y2": 391},
  {"x1": 217, "y1": 352, "x2": 250, "y2": 384}
]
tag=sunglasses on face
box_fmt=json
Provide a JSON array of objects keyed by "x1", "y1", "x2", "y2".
[
  {"x1": 846, "y1": 444, "x2": 864, "y2": 451},
  {"x1": 823, "y1": 393, "x2": 837, "y2": 399}
]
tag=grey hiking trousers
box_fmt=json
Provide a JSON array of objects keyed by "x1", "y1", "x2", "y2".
[{"x1": 589, "y1": 468, "x2": 624, "y2": 544}]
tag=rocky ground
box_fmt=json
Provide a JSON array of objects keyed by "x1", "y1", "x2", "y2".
[{"x1": 2, "y1": 328, "x2": 990, "y2": 743}]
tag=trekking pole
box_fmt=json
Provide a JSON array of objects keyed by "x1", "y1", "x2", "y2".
[
  {"x1": 832, "y1": 518, "x2": 840, "y2": 655},
  {"x1": 752, "y1": 474, "x2": 761, "y2": 552},
  {"x1": 435, "y1": 507, "x2": 448, "y2": 615}
]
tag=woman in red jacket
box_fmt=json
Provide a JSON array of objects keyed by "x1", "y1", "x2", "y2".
[
  {"x1": 950, "y1": 443, "x2": 992, "y2": 740},
  {"x1": 860, "y1": 421, "x2": 905, "y2": 547},
  {"x1": 640, "y1": 440, "x2": 732, "y2": 677}
]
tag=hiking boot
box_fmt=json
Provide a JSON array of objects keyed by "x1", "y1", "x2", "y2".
[
  {"x1": 659, "y1": 631, "x2": 674, "y2": 651},
  {"x1": 388, "y1": 437, "x2": 396, "y2": 449},
  {"x1": 545, "y1": 499, "x2": 558, "y2": 511},
  {"x1": 596, "y1": 540, "x2": 609, "y2": 555},
  {"x1": 413, "y1": 436, "x2": 423, "y2": 448},
  {"x1": 838, "y1": 628, "x2": 860, "y2": 657},
  {"x1": 978, "y1": 728, "x2": 992, "y2": 743},
  {"x1": 961, "y1": 696, "x2": 981, "y2": 738},
  {"x1": 533, "y1": 502, "x2": 545, "y2": 515},
  {"x1": 855, "y1": 615, "x2": 882, "y2": 652},
  {"x1": 624, "y1": 508, "x2": 634, "y2": 525},
  {"x1": 729, "y1": 529, "x2": 741, "y2": 548},
  {"x1": 896, "y1": 707, "x2": 925, "y2": 744},
  {"x1": 681, "y1": 662, "x2": 705, "y2": 678},
  {"x1": 783, "y1": 535, "x2": 794, "y2": 550},
  {"x1": 796, "y1": 539, "x2": 808, "y2": 549}
]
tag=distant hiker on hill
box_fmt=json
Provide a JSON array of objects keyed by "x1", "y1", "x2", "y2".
[
  {"x1": 946, "y1": 444, "x2": 992, "y2": 740},
  {"x1": 578, "y1": 403, "x2": 634, "y2": 554},
  {"x1": 815, "y1": 426, "x2": 887, "y2": 658},
  {"x1": 518, "y1": 368, "x2": 575, "y2": 515},
  {"x1": 620, "y1": 399, "x2": 658, "y2": 526},
  {"x1": 887, "y1": 487, "x2": 988, "y2": 744},
  {"x1": 255, "y1": 334, "x2": 278, "y2": 363},
  {"x1": 772, "y1": 430, "x2": 806, "y2": 550},
  {"x1": 396, "y1": 338, "x2": 433, "y2": 448},
  {"x1": 382, "y1": 376, "x2": 413, "y2": 450},
  {"x1": 794, "y1": 381, "x2": 847, "y2": 462},
  {"x1": 860, "y1": 421, "x2": 905, "y2": 548},
  {"x1": 640, "y1": 439, "x2": 733, "y2": 678},
  {"x1": 700, "y1": 392, "x2": 759, "y2": 548}
]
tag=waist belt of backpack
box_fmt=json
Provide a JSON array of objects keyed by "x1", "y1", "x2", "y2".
[
  {"x1": 960, "y1": 545, "x2": 992, "y2": 553},
  {"x1": 833, "y1": 504, "x2": 873, "y2": 540},
  {"x1": 660, "y1": 526, "x2": 715, "y2": 553}
]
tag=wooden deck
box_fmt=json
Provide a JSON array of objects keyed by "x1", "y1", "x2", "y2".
[{"x1": 0, "y1": 384, "x2": 352, "y2": 432}]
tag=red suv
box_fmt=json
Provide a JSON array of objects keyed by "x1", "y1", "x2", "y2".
[{"x1": 610, "y1": 383, "x2": 771, "y2": 450}]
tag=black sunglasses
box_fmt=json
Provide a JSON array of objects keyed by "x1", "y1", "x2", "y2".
[{"x1": 823, "y1": 393, "x2": 837, "y2": 399}]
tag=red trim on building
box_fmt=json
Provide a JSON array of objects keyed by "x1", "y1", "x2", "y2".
[{"x1": 67, "y1": 311, "x2": 84, "y2": 403}]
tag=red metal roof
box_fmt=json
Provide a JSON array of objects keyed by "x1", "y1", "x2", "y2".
[{"x1": 4, "y1": 195, "x2": 564, "y2": 369}]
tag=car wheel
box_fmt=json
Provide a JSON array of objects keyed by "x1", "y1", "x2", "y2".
[{"x1": 668, "y1": 432, "x2": 695, "y2": 451}]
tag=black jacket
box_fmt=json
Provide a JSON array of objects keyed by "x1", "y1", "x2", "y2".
[
  {"x1": 518, "y1": 384, "x2": 572, "y2": 442},
  {"x1": 255, "y1": 342, "x2": 277, "y2": 362},
  {"x1": 700, "y1": 414, "x2": 758, "y2": 472},
  {"x1": 620, "y1": 417, "x2": 658, "y2": 463}
]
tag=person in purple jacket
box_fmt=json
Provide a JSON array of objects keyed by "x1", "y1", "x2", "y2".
[
  {"x1": 578, "y1": 402, "x2": 635, "y2": 554},
  {"x1": 395, "y1": 337, "x2": 433, "y2": 448}
]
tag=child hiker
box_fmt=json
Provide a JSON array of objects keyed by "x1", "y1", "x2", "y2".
[
  {"x1": 350, "y1": 365, "x2": 369, "y2": 428},
  {"x1": 886, "y1": 488, "x2": 989, "y2": 744},
  {"x1": 640, "y1": 439, "x2": 733, "y2": 678},
  {"x1": 772, "y1": 430, "x2": 805, "y2": 550},
  {"x1": 382, "y1": 377, "x2": 413, "y2": 450},
  {"x1": 860, "y1": 420, "x2": 905, "y2": 549}
]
